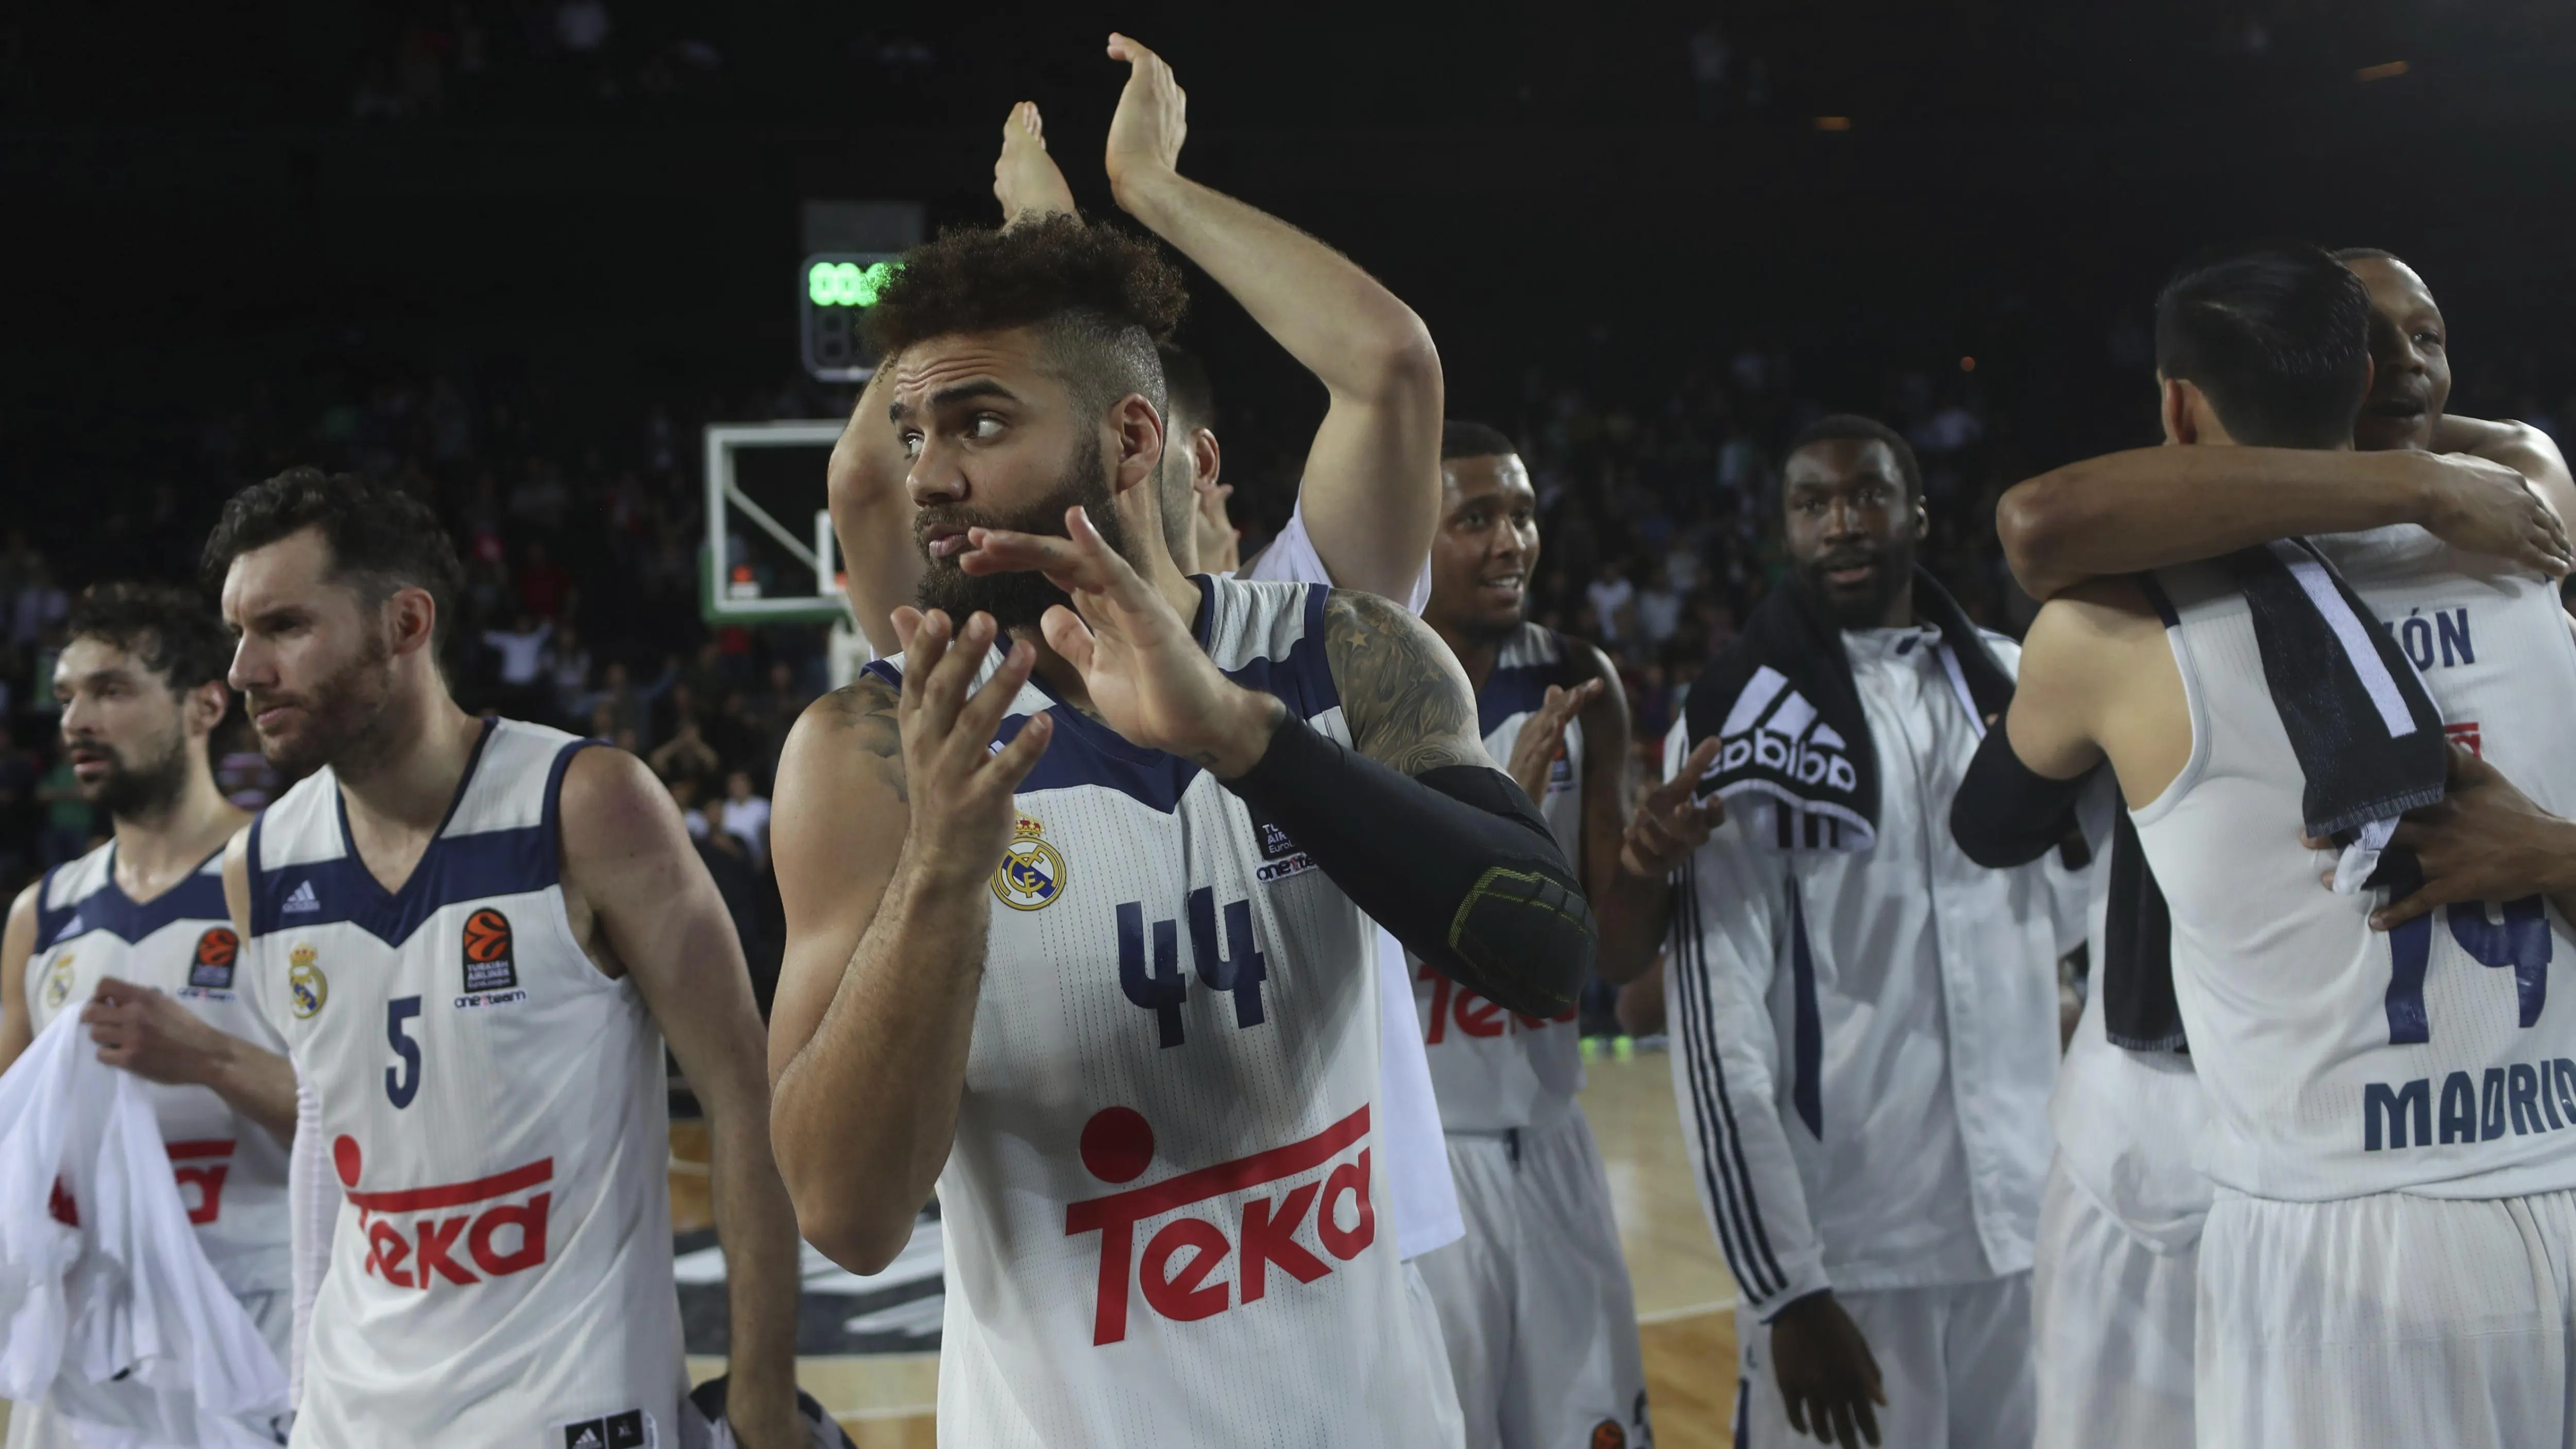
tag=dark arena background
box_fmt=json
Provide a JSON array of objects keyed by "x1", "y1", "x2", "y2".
[{"x1": 4, "y1": 3, "x2": 2574, "y2": 1443}]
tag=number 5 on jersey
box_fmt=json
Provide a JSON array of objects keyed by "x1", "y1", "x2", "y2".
[{"x1": 386, "y1": 996, "x2": 423, "y2": 1108}]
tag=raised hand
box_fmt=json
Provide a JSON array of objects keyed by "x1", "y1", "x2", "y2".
[
  {"x1": 1193, "y1": 479, "x2": 1241, "y2": 575},
  {"x1": 962, "y1": 507, "x2": 1279, "y2": 775},
  {"x1": 1622, "y1": 737, "x2": 1726, "y2": 878},
  {"x1": 993, "y1": 100, "x2": 1078, "y2": 225},
  {"x1": 1505, "y1": 679, "x2": 1602, "y2": 804},
  {"x1": 1104, "y1": 32, "x2": 1187, "y2": 196},
  {"x1": 885, "y1": 607, "x2": 1053, "y2": 883},
  {"x1": 2421, "y1": 452, "x2": 2572, "y2": 577}
]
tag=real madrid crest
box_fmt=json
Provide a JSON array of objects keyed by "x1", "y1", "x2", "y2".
[
  {"x1": 288, "y1": 943, "x2": 328, "y2": 1019},
  {"x1": 41, "y1": 953, "x2": 75, "y2": 1011},
  {"x1": 992, "y1": 813, "x2": 1066, "y2": 911}
]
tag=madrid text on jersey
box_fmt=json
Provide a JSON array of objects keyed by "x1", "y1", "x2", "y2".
[{"x1": 2363, "y1": 890, "x2": 2563, "y2": 1153}]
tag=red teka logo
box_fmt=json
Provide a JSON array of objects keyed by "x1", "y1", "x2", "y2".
[
  {"x1": 333, "y1": 1136, "x2": 550, "y2": 1289},
  {"x1": 50, "y1": 1139, "x2": 238, "y2": 1228},
  {"x1": 1064, "y1": 1104, "x2": 1377, "y2": 1345},
  {"x1": 1418, "y1": 962, "x2": 1577, "y2": 1044},
  {"x1": 2446, "y1": 721, "x2": 2482, "y2": 757},
  {"x1": 167, "y1": 1139, "x2": 235, "y2": 1225}
]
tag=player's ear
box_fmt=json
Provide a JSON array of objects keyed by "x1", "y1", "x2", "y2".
[
  {"x1": 2159, "y1": 374, "x2": 2197, "y2": 446},
  {"x1": 385, "y1": 585, "x2": 439, "y2": 660},
  {"x1": 1192, "y1": 427, "x2": 1222, "y2": 490},
  {"x1": 1107, "y1": 394, "x2": 1165, "y2": 499},
  {"x1": 186, "y1": 679, "x2": 229, "y2": 738}
]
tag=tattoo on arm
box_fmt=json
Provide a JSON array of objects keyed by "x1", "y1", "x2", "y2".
[
  {"x1": 821, "y1": 676, "x2": 908, "y2": 804},
  {"x1": 1323, "y1": 589, "x2": 1492, "y2": 776}
]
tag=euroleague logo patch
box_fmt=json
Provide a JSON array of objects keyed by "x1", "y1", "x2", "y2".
[
  {"x1": 457, "y1": 907, "x2": 527, "y2": 1010},
  {"x1": 1590, "y1": 1419, "x2": 1627, "y2": 1449},
  {"x1": 188, "y1": 927, "x2": 239, "y2": 991}
]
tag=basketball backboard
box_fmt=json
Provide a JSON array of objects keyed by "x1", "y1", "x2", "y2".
[{"x1": 700, "y1": 420, "x2": 853, "y2": 628}]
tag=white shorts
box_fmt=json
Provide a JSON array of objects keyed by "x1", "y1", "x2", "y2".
[
  {"x1": 6, "y1": 1288, "x2": 291, "y2": 1449},
  {"x1": 1735, "y1": 1274, "x2": 2032, "y2": 1449},
  {"x1": 2031, "y1": 1157, "x2": 2193, "y2": 1449},
  {"x1": 2198, "y1": 1187, "x2": 2576, "y2": 1447},
  {"x1": 1405, "y1": 1258, "x2": 1468, "y2": 1449},
  {"x1": 1415, "y1": 1109, "x2": 1649, "y2": 1449}
]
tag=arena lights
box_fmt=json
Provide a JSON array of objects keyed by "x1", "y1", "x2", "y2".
[
  {"x1": 1814, "y1": 115, "x2": 1853, "y2": 131},
  {"x1": 2355, "y1": 60, "x2": 2409, "y2": 82}
]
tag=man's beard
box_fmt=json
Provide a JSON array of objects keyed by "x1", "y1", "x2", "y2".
[
  {"x1": 1793, "y1": 536, "x2": 1917, "y2": 631},
  {"x1": 81, "y1": 724, "x2": 193, "y2": 821},
  {"x1": 252, "y1": 633, "x2": 396, "y2": 778},
  {"x1": 913, "y1": 432, "x2": 1131, "y2": 638}
]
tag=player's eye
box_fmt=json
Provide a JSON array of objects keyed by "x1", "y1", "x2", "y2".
[
  {"x1": 965, "y1": 414, "x2": 1005, "y2": 441},
  {"x1": 898, "y1": 430, "x2": 924, "y2": 458},
  {"x1": 2415, "y1": 330, "x2": 2443, "y2": 349}
]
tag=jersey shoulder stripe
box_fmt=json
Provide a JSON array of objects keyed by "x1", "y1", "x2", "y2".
[
  {"x1": 1479, "y1": 623, "x2": 1582, "y2": 737},
  {"x1": 246, "y1": 718, "x2": 594, "y2": 945},
  {"x1": 862, "y1": 577, "x2": 1342, "y2": 815},
  {"x1": 34, "y1": 843, "x2": 227, "y2": 948}
]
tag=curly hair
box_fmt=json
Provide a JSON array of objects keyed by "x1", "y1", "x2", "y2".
[
  {"x1": 866, "y1": 215, "x2": 1190, "y2": 423},
  {"x1": 202, "y1": 467, "x2": 467, "y2": 656},
  {"x1": 66, "y1": 581, "x2": 232, "y2": 693}
]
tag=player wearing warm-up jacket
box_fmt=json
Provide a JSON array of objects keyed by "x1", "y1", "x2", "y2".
[{"x1": 1667, "y1": 416, "x2": 2087, "y2": 1449}]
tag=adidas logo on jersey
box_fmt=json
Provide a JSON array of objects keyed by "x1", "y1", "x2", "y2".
[
  {"x1": 1714, "y1": 666, "x2": 1857, "y2": 796},
  {"x1": 558, "y1": 1409, "x2": 646, "y2": 1448},
  {"x1": 281, "y1": 880, "x2": 320, "y2": 915}
]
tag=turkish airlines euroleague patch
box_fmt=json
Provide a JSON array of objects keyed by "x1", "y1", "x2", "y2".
[
  {"x1": 461, "y1": 908, "x2": 519, "y2": 994},
  {"x1": 188, "y1": 927, "x2": 239, "y2": 990}
]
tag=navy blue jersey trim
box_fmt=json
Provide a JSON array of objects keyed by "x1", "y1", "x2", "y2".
[
  {"x1": 881, "y1": 581, "x2": 1341, "y2": 816},
  {"x1": 245, "y1": 812, "x2": 269, "y2": 934},
  {"x1": 39, "y1": 847, "x2": 232, "y2": 947},
  {"x1": 1787, "y1": 882, "x2": 1823, "y2": 1139},
  {"x1": 253, "y1": 718, "x2": 557, "y2": 948},
  {"x1": 2141, "y1": 573, "x2": 2180, "y2": 628},
  {"x1": 32, "y1": 863, "x2": 76, "y2": 946},
  {"x1": 543, "y1": 737, "x2": 600, "y2": 870}
]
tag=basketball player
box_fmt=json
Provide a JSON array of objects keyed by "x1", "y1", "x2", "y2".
[
  {"x1": 1986, "y1": 241, "x2": 2576, "y2": 1443},
  {"x1": 827, "y1": 35, "x2": 1468, "y2": 1293},
  {"x1": 0, "y1": 583, "x2": 294, "y2": 1449},
  {"x1": 1399, "y1": 420, "x2": 1667, "y2": 1449},
  {"x1": 766, "y1": 211, "x2": 1594, "y2": 1443},
  {"x1": 1670, "y1": 416, "x2": 2079, "y2": 1449},
  {"x1": 1985, "y1": 248, "x2": 2575, "y2": 1448},
  {"x1": 203, "y1": 470, "x2": 803, "y2": 1449}
]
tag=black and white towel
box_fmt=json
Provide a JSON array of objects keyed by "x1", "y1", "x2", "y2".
[
  {"x1": 2103, "y1": 539, "x2": 2448, "y2": 1051},
  {"x1": 1684, "y1": 568, "x2": 2015, "y2": 852}
]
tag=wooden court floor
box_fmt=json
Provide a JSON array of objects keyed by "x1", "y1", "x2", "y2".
[
  {"x1": 0, "y1": 1051, "x2": 1738, "y2": 1447},
  {"x1": 675, "y1": 1049, "x2": 1743, "y2": 1448}
]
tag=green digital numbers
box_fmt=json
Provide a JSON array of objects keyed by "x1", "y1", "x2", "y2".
[{"x1": 807, "y1": 260, "x2": 899, "y2": 308}]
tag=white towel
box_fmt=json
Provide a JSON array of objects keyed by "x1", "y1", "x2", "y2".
[{"x1": 0, "y1": 1012, "x2": 289, "y2": 1447}]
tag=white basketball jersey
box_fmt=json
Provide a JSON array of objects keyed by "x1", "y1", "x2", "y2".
[
  {"x1": 1412, "y1": 622, "x2": 1586, "y2": 1133},
  {"x1": 242, "y1": 718, "x2": 684, "y2": 1448},
  {"x1": 2134, "y1": 525, "x2": 2576, "y2": 1200},
  {"x1": 872, "y1": 578, "x2": 1447, "y2": 1447},
  {"x1": 26, "y1": 843, "x2": 292, "y2": 1303}
]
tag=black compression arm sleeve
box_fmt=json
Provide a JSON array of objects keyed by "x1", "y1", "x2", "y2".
[
  {"x1": 1222, "y1": 719, "x2": 1595, "y2": 1016},
  {"x1": 1950, "y1": 722, "x2": 2095, "y2": 868}
]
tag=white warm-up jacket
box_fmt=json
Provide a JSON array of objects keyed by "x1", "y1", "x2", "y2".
[{"x1": 1664, "y1": 625, "x2": 2089, "y2": 1319}]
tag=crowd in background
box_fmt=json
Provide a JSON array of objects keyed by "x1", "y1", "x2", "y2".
[{"x1": 3, "y1": 325, "x2": 2572, "y2": 1003}]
